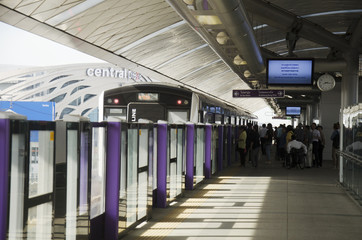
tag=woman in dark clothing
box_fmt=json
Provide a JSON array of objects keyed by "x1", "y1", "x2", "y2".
[{"x1": 250, "y1": 125, "x2": 261, "y2": 168}]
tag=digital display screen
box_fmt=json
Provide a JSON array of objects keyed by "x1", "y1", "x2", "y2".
[
  {"x1": 267, "y1": 59, "x2": 313, "y2": 85},
  {"x1": 137, "y1": 93, "x2": 159, "y2": 101},
  {"x1": 286, "y1": 107, "x2": 301, "y2": 116}
]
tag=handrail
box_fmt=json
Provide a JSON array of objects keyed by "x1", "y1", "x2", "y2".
[{"x1": 337, "y1": 150, "x2": 362, "y2": 165}]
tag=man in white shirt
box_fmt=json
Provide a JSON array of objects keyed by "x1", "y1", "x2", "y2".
[
  {"x1": 287, "y1": 135, "x2": 307, "y2": 154},
  {"x1": 287, "y1": 134, "x2": 307, "y2": 168}
]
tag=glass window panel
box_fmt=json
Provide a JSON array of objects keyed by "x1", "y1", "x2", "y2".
[
  {"x1": 66, "y1": 130, "x2": 78, "y2": 239},
  {"x1": 137, "y1": 171, "x2": 148, "y2": 220},
  {"x1": 127, "y1": 129, "x2": 138, "y2": 227},
  {"x1": 168, "y1": 111, "x2": 188, "y2": 123},
  {"x1": 139, "y1": 129, "x2": 148, "y2": 168},
  {"x1": 26, "y1": 202, "x2": 52, "y2": 240},
  {"x1": 8, "y1": 134, "x2": 25, "y2": 240},
  {"x1": 29, "y1": 130, "x2": 54, "y2": 198},
  {"x1": 90, "y1": 127, "x2": 106, "y2": 219}
]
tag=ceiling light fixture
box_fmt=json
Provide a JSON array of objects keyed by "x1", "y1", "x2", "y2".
[
  {"x1": 216, "y1": 32, "x2": 230, "y2": 45},
  {"x1": 244, "y1": 70, "x2": 251, "y2": 78},
  {"x1": 233, "y1": 55, "x2": 247, "y2": 65}
]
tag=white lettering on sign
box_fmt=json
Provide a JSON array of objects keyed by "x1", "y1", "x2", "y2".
[
  {"x1": 131, "y1": 109, "x2": 137, "y2": 122},
  {"x1": 86, "y1": 67, "x2": 141, "y2": 81}
]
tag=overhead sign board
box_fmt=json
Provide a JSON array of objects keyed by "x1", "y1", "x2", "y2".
[{"x1": 232, "y1": 90, "x2": 285, "y2": 98}]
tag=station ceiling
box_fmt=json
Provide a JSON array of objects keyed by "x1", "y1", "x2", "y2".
[{"x1": 0, "y1": 0, "x2": 361, "y2": 115}]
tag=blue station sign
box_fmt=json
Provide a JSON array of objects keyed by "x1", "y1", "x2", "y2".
[{"x1": 233, "y1": 89, "x2": 285, "y2": 98}]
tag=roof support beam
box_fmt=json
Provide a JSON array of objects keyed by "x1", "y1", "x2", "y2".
[
  {"x1": 243, "y1": 0, "x2": 351, "y2": 51},
  {"x1": 208, "y1": 0, "x2": 265, "y2": 74}
]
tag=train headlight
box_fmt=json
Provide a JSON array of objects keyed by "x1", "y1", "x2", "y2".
[
  {"x1": 113, "y1": 98, "x2": 119, "y2": 104},
  {"x1": 177, "y1": 100, "x2": 182, "y2": 105}
]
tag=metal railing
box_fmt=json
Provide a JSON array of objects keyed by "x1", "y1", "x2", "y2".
[{"x1": 338, "y1": 150, "x2": 362, "y2": 205}]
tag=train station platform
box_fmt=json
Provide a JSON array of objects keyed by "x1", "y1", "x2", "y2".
[{"x1": 123, "y1": 161, "x2": 362, "y2": 240}]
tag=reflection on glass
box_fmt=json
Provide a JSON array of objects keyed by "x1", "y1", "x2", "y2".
[
  {"x1": 27, "y1": 202, "x2": 52, "y2": 240},
  {"x1": 29, "y1": 130, "x2": 54, "y2": 198},
  {"x1": 90, "y1": 127, "x2": 106, "y2": 219},
  {"x1": 66, "y1": 130, "x2": 78, "y2": 240},
  {"x1": 127, "y1": 129, "x2": 138, "y2": 227},
  {"x1": 8, "y1": 134, "x2": 25, "y2": 240}
]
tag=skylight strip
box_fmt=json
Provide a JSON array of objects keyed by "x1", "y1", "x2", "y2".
[
  {"x1": 279, "y1": 47, "x2": 329, "y2": 55},
  {"x1": 180, "y1": 59, "x2": 222, "y2": 80},
  {"x1": 154, "y1": 44, "x2": 208, "y2": 69},
  {"x1": 260, "y1": 39, "x2": 284, "y2": 47},
  {"x1": 302, "y1": 9, "x2": 362, "y2": 18},
  {"x1": 253, "y1": 24, "x2": 268, "y2": 30},
  {"x1": 46, "y1": 0, "x2": 105, "y2": 26},
  {"x1": 115, "y1": 21, "x2": 186, "y2": 55}
]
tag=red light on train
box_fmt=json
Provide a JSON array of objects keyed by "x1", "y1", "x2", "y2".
[
  {"x1": 177, "y1": 100, "x2": 182, "y2": 105},
  {"x1": 113, "y1": 98, "x2": 119, "y2": 104}
]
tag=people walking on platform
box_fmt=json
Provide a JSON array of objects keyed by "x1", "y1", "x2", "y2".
[
  {"x1": 264, "y1": 123, "x2": 273, "y2": 164},
  {"x1": 311, "y1": 123, "x2": 321, "y2": 167},
  {"x1": 294, "y1": 123, "x2": 305, "y2": 142},
  {"x1": 259, "y1": 124, "x2": 268, "y2": 155},
  {"x1": 330, "y1": 122, "x2": 340, "y2": 169},
  {"x1": 277, "y1": 126, "x2": 287, "y2": 164},
  {"x1": 250, "y1": 125, "x2": 261, "y2": 168},
  {"x1": 286, "y1": 125, "x2": 294, "y2": 145},
  {"x1": 317, "y1": 125, "x2": 325, "y2": 167},
  {"x1": 304, "y1": 125, "x2": 313, "y2": 167},
  {"x1": 237, "y1": 126, "x2": 247, "y2": 167},
  {"x1": 246, "y1": 123, "x2": 253, "y2": 164}
]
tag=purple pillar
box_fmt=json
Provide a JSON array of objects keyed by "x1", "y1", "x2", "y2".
[
  {"x1": 0, "y1": 119, "x2": 9, "y2": 240},
  {"x1": 157, "y1": 123, "x2": 167, "y2": 208},
  {"x1": 105, "y1": 122, "x2": 121, "y2": 240},
  {"x1": 218, "y1": 126, "x2": 224, "y2": 171},
  {"x1": 227, "y1": 126, "x2": 232, "y2": 166},
  {"x1": 205, "y1": 125, "x2": 212, "y2": 179},
  {"x1": 186, "y1": 124, "x2": 195, "y2": 190}
]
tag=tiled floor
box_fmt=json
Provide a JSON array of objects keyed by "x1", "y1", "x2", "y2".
[{"x1": 122, "y1": 159, "x2": 362, "y2": 240}]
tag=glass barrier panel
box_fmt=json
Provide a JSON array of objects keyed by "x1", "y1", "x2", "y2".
[
  {"x1": 79, "y1": 131, "x2": 89, "y2": 215},
  {"x1": 176, "y1": 127, "x2": 183, "y2": 195},
  {"x1": 169, "y1": 128, "x2": 177, "y2": 199},
  {"x1": 153, "y1": 127, "x2": 158, "y2": 191},
  {"x1": 137, "y1": 171, "x2": 148, "y2": 220},
  {"x1": 127, "y1": 128, "x2": 138, "y2": 227},
  {"x1": 195, "y1": 127, "x2": 205, "y2": 184},
  {"x1": 66, "y1": 130, "x2": 78, "y2": 240},
  {"x1": 212, "y1": 127, "x2": 218, "y2": 174},
  {"x1": 26, "y1": 202, "x2": 52, "y2": 240},
  {"x1": 90, "y1": 127, "x2": 106, "y2": 219},
  {"x1": 118, "y1": 127, "x2": 127, "y2": 232},
  {"x1": 29, "y1": 130, "x2": 54, "y2": 198},
  {"x1": 8, "y1": 133, "x2": 25, "y2": 240}
]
